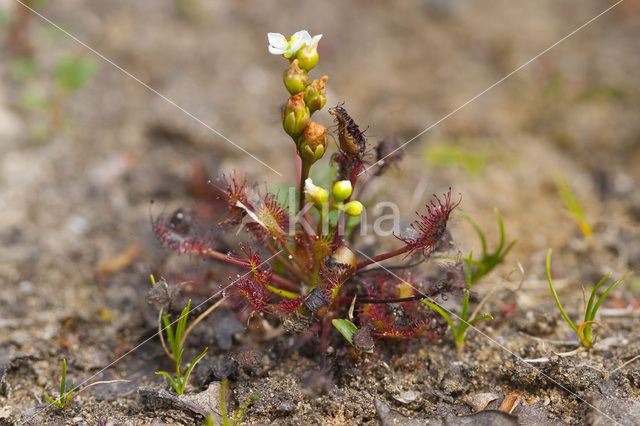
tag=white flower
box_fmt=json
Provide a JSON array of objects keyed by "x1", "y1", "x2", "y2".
[
  {"x1": 300, "y1": 34, "x2": 322, "y2": 55},
  {"x1": 304, "y1": 178, "x2": 328, "y2": 205},
  {"x1": 268, "y1": 30, "x2": 311, "y2": 57},
  {"x1": 295, "y1": 33, "x2": 322, "y2": 70}
]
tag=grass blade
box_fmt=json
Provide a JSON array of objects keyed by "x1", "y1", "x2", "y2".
[
  {"x1": 589, "y1": 272, "x2": 632, "y2": 321},
  {"x1": 183, "y1": 347, "x2": 208, "y2": 390},
  {"x1": 469, "y1": 314, "x2": 494, "y2": 325},
  {"x1": 545, "y1": 249, "x2": 578, "y2": 334},
  {"x1": 584, "y1": 274, "x2": 610, "y2": 321}
]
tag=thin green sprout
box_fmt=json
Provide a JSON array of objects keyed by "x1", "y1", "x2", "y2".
[
  {"x1": 219, "y1": 377, "x2": 258, "y2": 425},
  {"x1": 545, "y1": 249, "x2": 631, "y2": 348},
  {"x1": 45, "y1": 359, "x2": 74, "y2": 409},
  {"x1": 555, "y1": 177, "x2": 593, "y2": 238},
  {"x1": 422, "y1": 250, "x2": 494, "y2": 352},
  {"x1": 457, "y1": 208, "x2": 516, "y2": 283},
  {"x1": 155, "y1": 299, "x2": 208, "y2": 394}
]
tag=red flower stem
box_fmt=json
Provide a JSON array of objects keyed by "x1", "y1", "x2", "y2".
[{"x1": 356, "y1": 246, "x2": 410, "y2": 270}]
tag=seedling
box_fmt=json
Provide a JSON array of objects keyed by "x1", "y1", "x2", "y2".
[
  {"x1": 50, "y1": 54, "x2": 98, "y2": 131},
  {"x1": 218, "y1": 377, "x2": 258, "y2": 426},
  {"x1": 44, "y1": 358, "x2": 129, "y2": 410},
  {"x1": 156, "y1": 299, "x2": 208, "y2": 394},
  {"x1": 55, "y1": 55, "x2": 98, "y2": 94},
  {"x1": 545, "y1": 249, "x2": 631, "y2": 348},
  {"x1": 555, "y1": 177, "x2": 593, "y2": 238},
  {"x1": 421, "y1": 251, "x2": 494, "y2": 352},
  {"x1": 45, "y1": 359, "x2": 74, "y2": 408},
  {"x1": 458, "y1": 209, "x2": 516, "y2": 283}
]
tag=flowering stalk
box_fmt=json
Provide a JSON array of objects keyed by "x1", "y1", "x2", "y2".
[{"x1": 299, "y1": 162, "x2": 311, "y2": 212}]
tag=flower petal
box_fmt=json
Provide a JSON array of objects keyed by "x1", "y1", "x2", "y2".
[
  {"x1": 290, "y1": 30, "x2": 311, "y2": 53},
  {"x1": 268, "y1": 32, "x2": 288, "y2": 49},
  {"x1": 269, "y1": 45, "x2": 288, "y2": 54},
  {"x1": 311, "y1": 34, "x2": 323, "y2": 47},
  {"x1": 268, "y1": 32, "x2": 289, "y2": 54}
]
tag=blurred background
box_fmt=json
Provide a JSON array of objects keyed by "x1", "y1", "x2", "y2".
[{"x1": 0, "y1": 0, "x2": 639, "y2": 420}]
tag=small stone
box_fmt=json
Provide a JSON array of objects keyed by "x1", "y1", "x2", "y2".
[
  {"x1": 0, "y1": 406, "x2": 12, "y2": 419},
  {"x1": 393, "y1": 390, "x2": 419, "y2": 404},
  {"x1": 352, "y1": 326, "x2": 374, "y2": 353},
  {"x1": 463, "y1": 392, "x2": 500, "y2": 412},
  {"x1": 210, "y1": 308, "x2": 245, "y2": 350},
  {"x1": 300, "y1": 369, "x2": 332, "y2": 398},
  {"x1": 205, "y1": 355, "x2": 238, "y2": 382},
  {"x1": 232, "y1": 349, "x2": 262, "y2": 374},
  {"x1": 145, "y1": 278, "x2": 180, "y2": 310}
]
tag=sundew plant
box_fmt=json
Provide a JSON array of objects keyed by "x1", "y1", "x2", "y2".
[{"x1": 153, "y1": 30, "x2": 492, "y2": 353}]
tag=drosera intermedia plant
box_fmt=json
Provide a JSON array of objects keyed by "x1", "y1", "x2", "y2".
[
  {"x1": 151, "y1": 29, "x2": 510, "y2": 357},
  {"x1": 421, "y1": 251, "x2": 494, "y2": 352},
  {"x1": 457, "y1": 208, "x2": 516, "y2": 284},
  {"x1": 545, "y1": 249, "x2": 631, "y2": 348},
  {"x1": 155, "y1": 299, "x2": 208, "y2": 395}
]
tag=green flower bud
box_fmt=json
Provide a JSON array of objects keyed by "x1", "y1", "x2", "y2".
[
  {"x1": 296, "y1": 39, "x2": 320, "y2": 71},
  {"x1": 332, "y1": 180, "x2": 352, "y2": 202},
  {"x1": 297, "y1": 122, "x2": 327, "y2": 164},
  {"x1": 305, "y1": 178, "x2": 329, "y2": 207},
  {"x1": 283, "y1": 59, "x2": 308, "y2": 95},
  {"x1": 343, "y1": 200, "x2": 363, "y2": 217},
  {"x1": 282, "y1": 93, "x2": 310, "y2": 138},
  {"x1": 304, "y1": 75, "x2": 328, "y2": 114}
]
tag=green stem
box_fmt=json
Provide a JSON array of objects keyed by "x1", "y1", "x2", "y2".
[{"x1": 220, "y1": 377, "x2": 230, "y2": 425}]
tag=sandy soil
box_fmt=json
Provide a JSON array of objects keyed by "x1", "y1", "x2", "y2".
[{"x1": 1, "y1": 0, "x2": 639, "y2": 424}]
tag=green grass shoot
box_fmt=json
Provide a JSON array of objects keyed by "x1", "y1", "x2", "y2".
[
  {"x1": 555, "y1": 177, "x2": 593, "y2": 238},
  {"x1": 44, "y1": 359, "x2": 74, "y2": 408},
  {"x1": 545, "y1": 249, "x2": 631, "y2": 348},
  {"x1": 422, "y1": 250, "x2": 493, "y2": 352},
  {"x1": 458, "y1": 208, "x2": 516, "y2": 283},
  {"x1": 155, "y1": 299, "x2": 208, "y2": 394}
]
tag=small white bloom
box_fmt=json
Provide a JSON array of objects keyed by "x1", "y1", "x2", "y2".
[
  {"x1": 304, "y1": 178, "x2": 328, "y2": 205},
  {"x1": 268, "y1": 30, "x2": 318, "y2": 58},
  {"x1": 267, "y1": 32, "x2": 289, "y2": 55},
  {"x1": 289, "y1": 30, "x2": 311, "y2": 55},
  {"x1": 301, "y1": 34, "x2": 322, "y2": 54}
]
